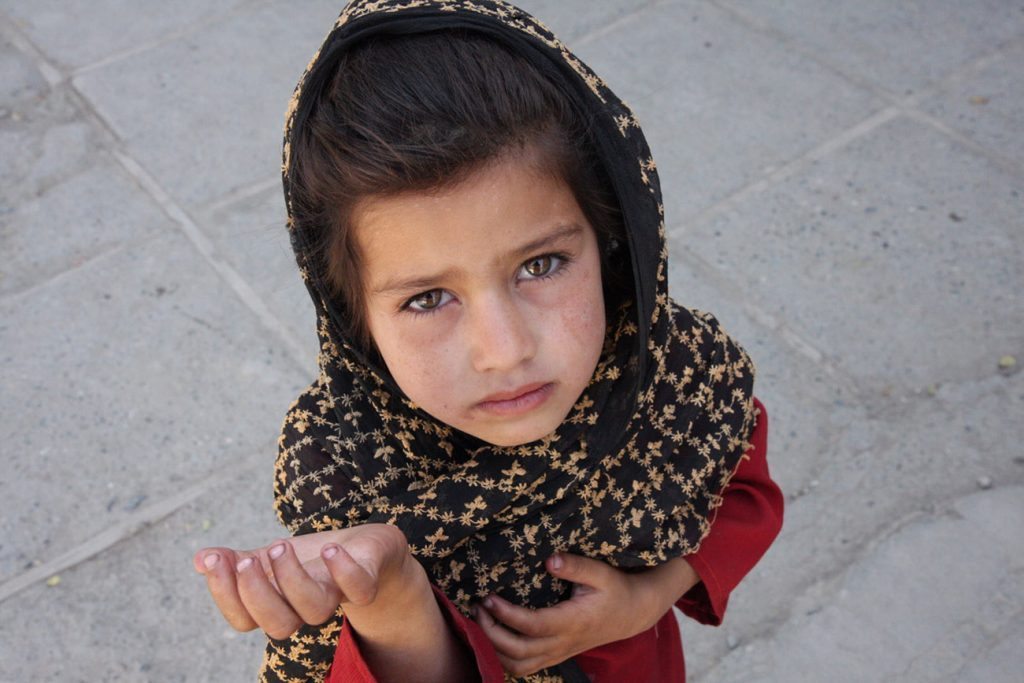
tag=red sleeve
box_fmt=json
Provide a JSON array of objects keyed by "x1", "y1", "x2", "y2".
[
  {"x1": 676, "y1": 397, "x2": 784, "y2": 625},
  {"x1": 328, "y1": 585, "x2": 505, "y2": 683}
]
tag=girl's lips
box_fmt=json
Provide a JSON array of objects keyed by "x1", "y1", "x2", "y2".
[{"x1": 475, "y1": 382, "x2": 554, "y2": 416}]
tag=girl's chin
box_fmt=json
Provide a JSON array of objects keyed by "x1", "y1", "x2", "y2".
[{"x1": 461, "y1": 415, "x2": 564, "y2": 448}]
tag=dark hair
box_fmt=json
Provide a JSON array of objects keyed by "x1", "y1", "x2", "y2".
[{"x1": 289, "y1": 30, "x2": 627, "y2": 347}]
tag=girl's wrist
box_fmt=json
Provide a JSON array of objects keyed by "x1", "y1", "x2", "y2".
[
  {"x1": 633, "y1": 558, "x2": 701, "y2": 631},
  {"x1": 347, "y1": 553, "x2": 473, "y2": 682},
  {"x1": 347, "y1": 543, "x2": 429, "y2": 619}
]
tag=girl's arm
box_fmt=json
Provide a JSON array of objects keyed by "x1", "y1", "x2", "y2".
[
  {"x1": 475, "y1": 397, "x2": 783, "y2": 677},
  {"x1": 243, "y1": 385, "x2": 502, "y2": 682},
  {"x1": 473, "y1": 552, "x2": 700, "y2": 677},
  {"x1": 677, "y1": 397, "x2": 783, "y2": 624},
  {"x1": 196, "y1": 524, "x2": 479, "y2": 683}
]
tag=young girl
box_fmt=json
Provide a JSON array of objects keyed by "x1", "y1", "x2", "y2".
[{"x1": 195, "y1": 2, "x2": 783, "y2": 681}]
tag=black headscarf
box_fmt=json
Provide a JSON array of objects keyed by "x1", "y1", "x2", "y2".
[{"x1": 262, "y1": 2, "x2": 757, "y2": 681}]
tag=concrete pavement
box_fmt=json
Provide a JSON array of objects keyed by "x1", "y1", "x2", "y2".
[{"x1": 1, "y1": 1, "x2": 1021, "y2": 681}]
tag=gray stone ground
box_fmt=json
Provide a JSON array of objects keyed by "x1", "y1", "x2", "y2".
[{"x1": 1, "y1": 1, "x2": 1021, "y2": 681}]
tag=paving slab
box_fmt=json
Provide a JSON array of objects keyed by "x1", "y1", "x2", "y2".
[
  {"x1": 768, "y1": 370, "x2": 1023, "y2": 597},
  {"x1": 682, "y1": 114, "x2": 1023, "y2": 394},
  {"x1": 920, "y1": 39, "x2": 1024, "y2": 169},
  {"x1": 0, "y1": 0, "x2": 247, "y2": 71},
  {"x1": 719, "y1": 0, "x2": 1024, "y2": 97},
  {"x1": 0, "y1": 45, "x2": 98, "y2": 212},
  {"x1": 0, "y1": 232, "x2": 304, "y2": 584},
  {"x1": 1, "y1": 157, "x2": 172, "y2": 295},
  {"x1": 0, "y1": 31, "x2": 47, "y2": 103},
  {"x1": 0, "y1": 83, "x2": 109, "y2": 294},
  {"x1": 71, "y1": 1, "x2": 342, "y2": 208},
  {"x1": 515, "y1": 0, "x2": 651, "y2": 44},
  {"x1": 582, "y1": 0, "x2": 883, "y2": 223},
  {"x1": 668, "y1": 255, "x2": 857, "y2": 499},
  {"x1": 681, "y1": 369, "x2": 1024, "y2": 680},
  {"x1": 199, "y1": 186, "x2": 319, "y2": 367},
  {"x1": 0, "y1": 464, "x2": 282, "y2": 682},
  {"x1": 696, "y1": 485, "x2": 1024, "y2": 683}
]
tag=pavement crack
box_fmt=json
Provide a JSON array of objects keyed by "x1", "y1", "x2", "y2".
[
  {"x1": 573, "y1": 0, "x2": 668, "y2": 48},
  {"x1": 69, "y1": 0, "x2": 261, "y2": 79},
  {"x1": 0, "y1": 459, "x2": 260, "y2": 604},
  {"x1": 109, "y1": 150, "x2": 311, "y2": 375},
  {"x1": 0, "y1": 241, "x2": 128, "y2": 303}
]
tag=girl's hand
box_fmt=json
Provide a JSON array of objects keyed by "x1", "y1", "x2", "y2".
[
  {"x1": 472, "y1": 553, "x2": 699, "y2": 677},
  {"x1": 192, "y1": 524, "x2": 412, "y2": 640}
]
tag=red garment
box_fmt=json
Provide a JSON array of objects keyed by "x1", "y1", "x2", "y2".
[{"x1": 328, "y1": 398, "x2": 783, "y2": 682}]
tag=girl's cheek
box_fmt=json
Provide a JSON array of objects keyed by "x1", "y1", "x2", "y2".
[
  {"x1": 401, "y1": 315, "x2": 460, "y2": 351},
  {"x1": 367, "y1": 307, "x2": 453, "y2": 373},
  {"x1": 560, "y1": 298, "x2": 604, "y2": 348},
  {"x1": 550, "y1": 267, "x2": 605, "y2": 327},
  {"x1": 400, "y1": 314, "x2": 462, "y2": 358}
]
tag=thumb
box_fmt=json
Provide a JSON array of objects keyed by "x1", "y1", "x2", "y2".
[
  {"x1": 546, "y1": 552, "x2": 612, "y2": 589},
  {"x1": 322, "y1": 543, "x2": 379, "y2": 606}
]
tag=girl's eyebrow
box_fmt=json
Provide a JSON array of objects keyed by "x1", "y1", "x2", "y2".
[
  {"x1": 372, "y1": 223, "x2": 584, "y2": 295},
  {"x1": 373, "y1": 266, "x2": 459, "y2": 296},
  {"x1": 509, "y1": 223, "x2": 583, "y2": 261}
]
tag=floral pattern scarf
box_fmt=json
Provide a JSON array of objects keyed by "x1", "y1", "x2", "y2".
[{"x1": 261, "y1": 1, "x2": 756, "y2": 681}]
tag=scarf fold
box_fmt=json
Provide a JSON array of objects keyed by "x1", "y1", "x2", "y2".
[{"x1": 264, "y1": 2, "x2": 756, "y2": 681}]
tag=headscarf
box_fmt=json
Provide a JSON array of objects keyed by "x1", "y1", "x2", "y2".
[{"x1": 262, "y1": 2, "x2": 756, "y2": 681}]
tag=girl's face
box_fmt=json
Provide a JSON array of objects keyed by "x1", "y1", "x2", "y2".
[{"x1": 354, "y1": 151, "x2": 607, "y2": 447}]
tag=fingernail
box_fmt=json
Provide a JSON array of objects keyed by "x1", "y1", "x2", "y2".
[
  {"x1": 269, "y1": 544, "x2": 285, "y2": 560},
  {"x1": 236, "y1": 557, "x2": 253, "y2": 572},
  {"x1": 483, "y1": 596, "x2": 495, "y2": 609},
  {"x1": 202, "y1": 553, "x2": 219, "y2": 570},
  {"x1": 549, "y1": 554, "x2": 564, "y2": 571},
  {"x1": 322, "y1": 544, "x2": 339, "y2": 560}
]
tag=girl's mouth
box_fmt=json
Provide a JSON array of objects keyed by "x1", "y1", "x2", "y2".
[{"x1": 475, "y1": 382, "x2": 554, "y2": 416}]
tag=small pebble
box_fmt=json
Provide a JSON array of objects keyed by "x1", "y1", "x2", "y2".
[
  {"x1": 998, "y1": 355, "x2": 1017, "y2": 375},
  {"x1": 201, "y1": 519, "x2": 213, "y2": 532},
  {"x1": 726, "y1": 634, "x2": 740, "y2": 649},
  {"x1": 124, "y1": 494, "x2": 147, "y2": 511},
  {"x1": 46, "y1": 575, "x2": 61, "y2": 587},
  {"x1": 969, "y1": 95, "x2": 990, "y2": 105},
  {"x1": 977, "y1": 476, "x2": 993, "y2": 490}
]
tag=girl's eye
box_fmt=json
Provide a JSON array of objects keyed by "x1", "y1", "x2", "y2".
[
  {"x1": 521, "y1": 254, "x2": 562, "y2": 279},
  {"x1": 404, "y1": 289, "x2": 452, "y2": 313}
]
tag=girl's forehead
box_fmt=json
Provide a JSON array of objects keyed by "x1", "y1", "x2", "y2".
[{"x1": 352, "y1": 155, "x2": 591, "y2": 281}]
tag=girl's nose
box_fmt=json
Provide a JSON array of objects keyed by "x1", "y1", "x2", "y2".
[{"x1": 466, "y1": 294, "x2": 537, "y2": 373}]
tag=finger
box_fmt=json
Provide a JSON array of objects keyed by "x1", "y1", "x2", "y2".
[
  {"x1": 235, "y1": 553, "x2": 304, "y2": 640},
  {"x1": 322, "y1": 544, "x2": 378, "y2": 606},
  {"x1": 268, "y1": 541, "x2": 342, "y2": 624},
  {"x1": 480, "y1": 594, "x2": 556, "y2": 638},
  {"x1": 474, "y1": 609, "x2": 555, "y2": 678},
  {"x1": 194, "y1": 548, "x2": 213, "y2": 574},
  {"x1": 546, "y1": 552, "x2": 612, "y2": 590},
  {"x1": 198, "y1": 545, "x2": 275, "y2": 582},
  {"x1": 286, "y1": 530, "x2": 344, "y2": 566},
  {"x1": 473, "y1": 604, "x2": 556, "y2": 662},
  {"x1": 197, "y1": 548, "x2": 258, "y2": 632}
]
